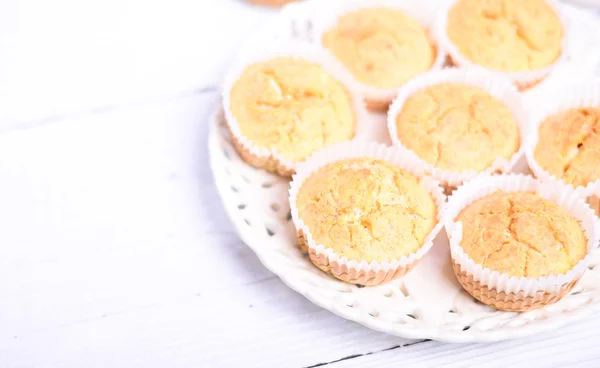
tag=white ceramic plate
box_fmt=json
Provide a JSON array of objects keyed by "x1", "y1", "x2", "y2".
[
  {"x1": 209, "y1": 0, "x2": 600, "y2": 342},
  {"x1": 563, "y1": 0, "x2": 600, "y2": 10}
]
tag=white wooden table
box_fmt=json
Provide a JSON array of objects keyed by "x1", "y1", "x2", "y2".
[{"x1": 1, "y1": 1, "x2": 599, "y2": 367}]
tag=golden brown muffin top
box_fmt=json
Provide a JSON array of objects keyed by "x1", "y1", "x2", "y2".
[
  {"x1": 457, "y1": 191, "x2": 587, "y2": 278},
  {"x1": 229, "y1": 58, "x2": 355, "y2": 162},
  {"x1": 296, "y1": 158, "x2": 437, "y2": 262},
  {"x1": 534, "y1": 107, "x2": 600, "y2": 188},
  {"x1": 322, "y1": 8, "x2": 436, "y2": 89},
  {"x1": 396, "y1": 83, "x2": 520, "y2": 172},
  {"x1": 447, "y1": 0, "x2": 562, "y2": 72}
]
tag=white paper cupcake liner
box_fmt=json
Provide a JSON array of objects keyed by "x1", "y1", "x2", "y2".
[
  {"x1": 525, "y1": 82, "x2": 600, "y2": 196},
  {"x1": 589, "y1": 181, "x2": 600, "y2": 218},
  {"x1": 222, "y1": 41, "x2": 369, "y2": 176},
  {"x1": 435, "y1": 0, "x2": 569, "y2": 90},
  {"x1": 288, "y1": 139, "x2": 446, "y2": 286},
  {"x1": 445, "y1": 174, "x2": 599, "y2": 306},
  {"x1": 311, "y1": 0, "x2": 447, "y2": 109},
  {"x1": 387, "y1": 68, "x2": 528, "y2": 190}
]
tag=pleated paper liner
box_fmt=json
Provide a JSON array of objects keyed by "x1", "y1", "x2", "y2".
[
  {"x1": 589, "y1": 183, "x2": 600, "y2": 218},
  {"x1": 312, "y1": 0, "x2": 447, "y2": 111},
  {"x1": 435, "y1": 0, "x2": 569, "y2": 91},
  {"x1": 452, "y1": 263, "x2": 581, "y2": 312},
  {"x1": 445, "y1": 174, "x2": 599, "y2": 312},
  {"x1": 222, "y1": 42, "x2": 368, "y2": 176},
  {"x1": 289, "y1": 140, "x2": 446, "y2": 286},
  {"x1": 387, "y1": 68, "x2": 528, "y2": 193}
]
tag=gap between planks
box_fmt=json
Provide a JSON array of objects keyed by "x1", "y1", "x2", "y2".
[{"x1": 305, "y1": 340, "x2": 432, "y2": 368}]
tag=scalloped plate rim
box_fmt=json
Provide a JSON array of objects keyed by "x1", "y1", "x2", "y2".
[{"x1": 208, "y1": 109, "x2": 600, "y2": 342}]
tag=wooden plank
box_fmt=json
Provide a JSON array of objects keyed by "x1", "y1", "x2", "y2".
[
  {"x1": 0, "y1": 94, "x2": 417, "y2": 368},
  {"x1": 337, "y1": 317, "x2": 600, "y2": 367},
  {"x1": 0, "y1": 0, "x2": 274, "y2": 128}
]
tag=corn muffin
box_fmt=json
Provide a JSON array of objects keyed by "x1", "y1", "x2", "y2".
[
  {"x1": 446, "y1": 0, "x2": 563, "y2": 72},
  {"x1": 228, "y1": 57, "x2": 356, "y2": 174},
  {"x1": 395, "y1": 83, "x2": 520, "y2": 172},
  {"x1": 534, "y1": 107, "x2": 600, "y2": 188},
  {"x1": 322, "y1": 8, "x2": 436, "y2": 90},
  {"x1": 296, "y1": 158, "x2": 437, "y2": 263},
  {"x1": 456, "y1": 191, "x2": 587, "y2": 278}
]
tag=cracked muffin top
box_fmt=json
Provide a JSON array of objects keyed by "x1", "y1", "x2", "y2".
[
  {"x1": 296, "y1": 158, "x2": 437, "y2": 262},
  {"x1": 534, "y1": 107, "x2": 600, "y2": 188},
  {"x1": 456, "y1": 191, "x2": 587, "y2": 278},
  {"x1": 395, "y1": 83, "x2": 520, "y2": 172},
  {"x1": 447, "y1": 0, "x2": 562, "y2": 72},
  {"x1": 229, "y1": 57, "x2": 355, "y2": 162},
  {"x1": 322, "y1": 7, "x2": 436, "y2": 89}
]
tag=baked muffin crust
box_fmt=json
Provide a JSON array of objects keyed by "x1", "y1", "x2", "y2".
[
  {"x1": 230, "y1": 58, "x2": 355, "y2": 162},
  {"x1": 322, "y1": 8, "x2": 436, "y2": 89},
  {"x1": 456, "y1": 191, "x2": 587, "y2": 278},
  {"x1": 395, "y1": 83, "x2": 520, "y2": 172},
  {"x1": 534, "y1": 107, "x2": 600, "y2": 188},
  {"x1": 447, "y1": 0, "x2": 562, "y2": 71},
  {"x1": 296, "y1": 158, "x2": 437, "y2": 262}
]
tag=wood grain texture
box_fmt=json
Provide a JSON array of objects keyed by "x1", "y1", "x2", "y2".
[
  {"x1": 0, "y1": 94, "x2": 416, "y2": 367},
  {"x1": 338, "y1": 318, "x2": 600, "y2": 368},
  {"x1": 0, "y1": 0, "x2": 272, "y2": 129},
  {"x1": 0, "y1": 0, "x2": 599, "y2": 367}
]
